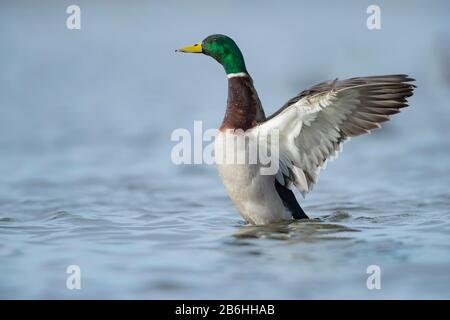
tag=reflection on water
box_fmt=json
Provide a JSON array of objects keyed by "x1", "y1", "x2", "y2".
[
  {"x1": 234, "y1": 213, "x2": 359, "y2": 242},
  {"x1": 1, "y1": 0, "x2": 450, "y2": 299}
]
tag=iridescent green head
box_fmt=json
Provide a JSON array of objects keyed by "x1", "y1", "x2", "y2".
[{"x1": 176, "y1": 34, "x2": 247, "y2": 75}]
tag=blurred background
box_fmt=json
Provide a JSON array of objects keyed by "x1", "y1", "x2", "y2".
[{"x1": 0, "y1": 0, "x2": 449, "y2": 299}]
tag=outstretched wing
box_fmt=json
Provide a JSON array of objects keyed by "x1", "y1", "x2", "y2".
[{"x1": 256, "y1": 74, "x2": 415, "y2": 196}]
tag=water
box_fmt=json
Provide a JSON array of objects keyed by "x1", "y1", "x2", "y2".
[{"x1": 1, "y1": 0, "x2": 450, "y2": 299}]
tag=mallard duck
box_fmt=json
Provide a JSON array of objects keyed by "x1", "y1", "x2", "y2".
[{"x1": 176, "y1": 34, "x2": 415, "y2": 225}]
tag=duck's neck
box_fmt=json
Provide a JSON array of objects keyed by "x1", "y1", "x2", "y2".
[{"x1": 219, "y1": 73, "x2": 266, "y2": 131}]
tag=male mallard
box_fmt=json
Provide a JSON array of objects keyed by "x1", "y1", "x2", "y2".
[{"x1": 176, "y1": 34, "x2": 415, "y2": 225}]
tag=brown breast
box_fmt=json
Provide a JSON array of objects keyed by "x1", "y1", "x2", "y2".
[{"x1": 219, "y1": 75, "x2": 266, "y2": 131}]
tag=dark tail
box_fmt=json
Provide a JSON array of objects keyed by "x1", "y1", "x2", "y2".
[{"x1": 274, "y1": 180, "x2": 308, "y2": 219}]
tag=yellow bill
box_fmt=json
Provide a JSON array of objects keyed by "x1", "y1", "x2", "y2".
[{"x1": 175, "y1": 42, "x2": 203, "y2": 53}]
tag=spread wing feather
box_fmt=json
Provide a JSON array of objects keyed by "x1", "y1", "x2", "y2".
[{"x1": 256, "y1": 74, "x2": 415, "y2": 195}]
